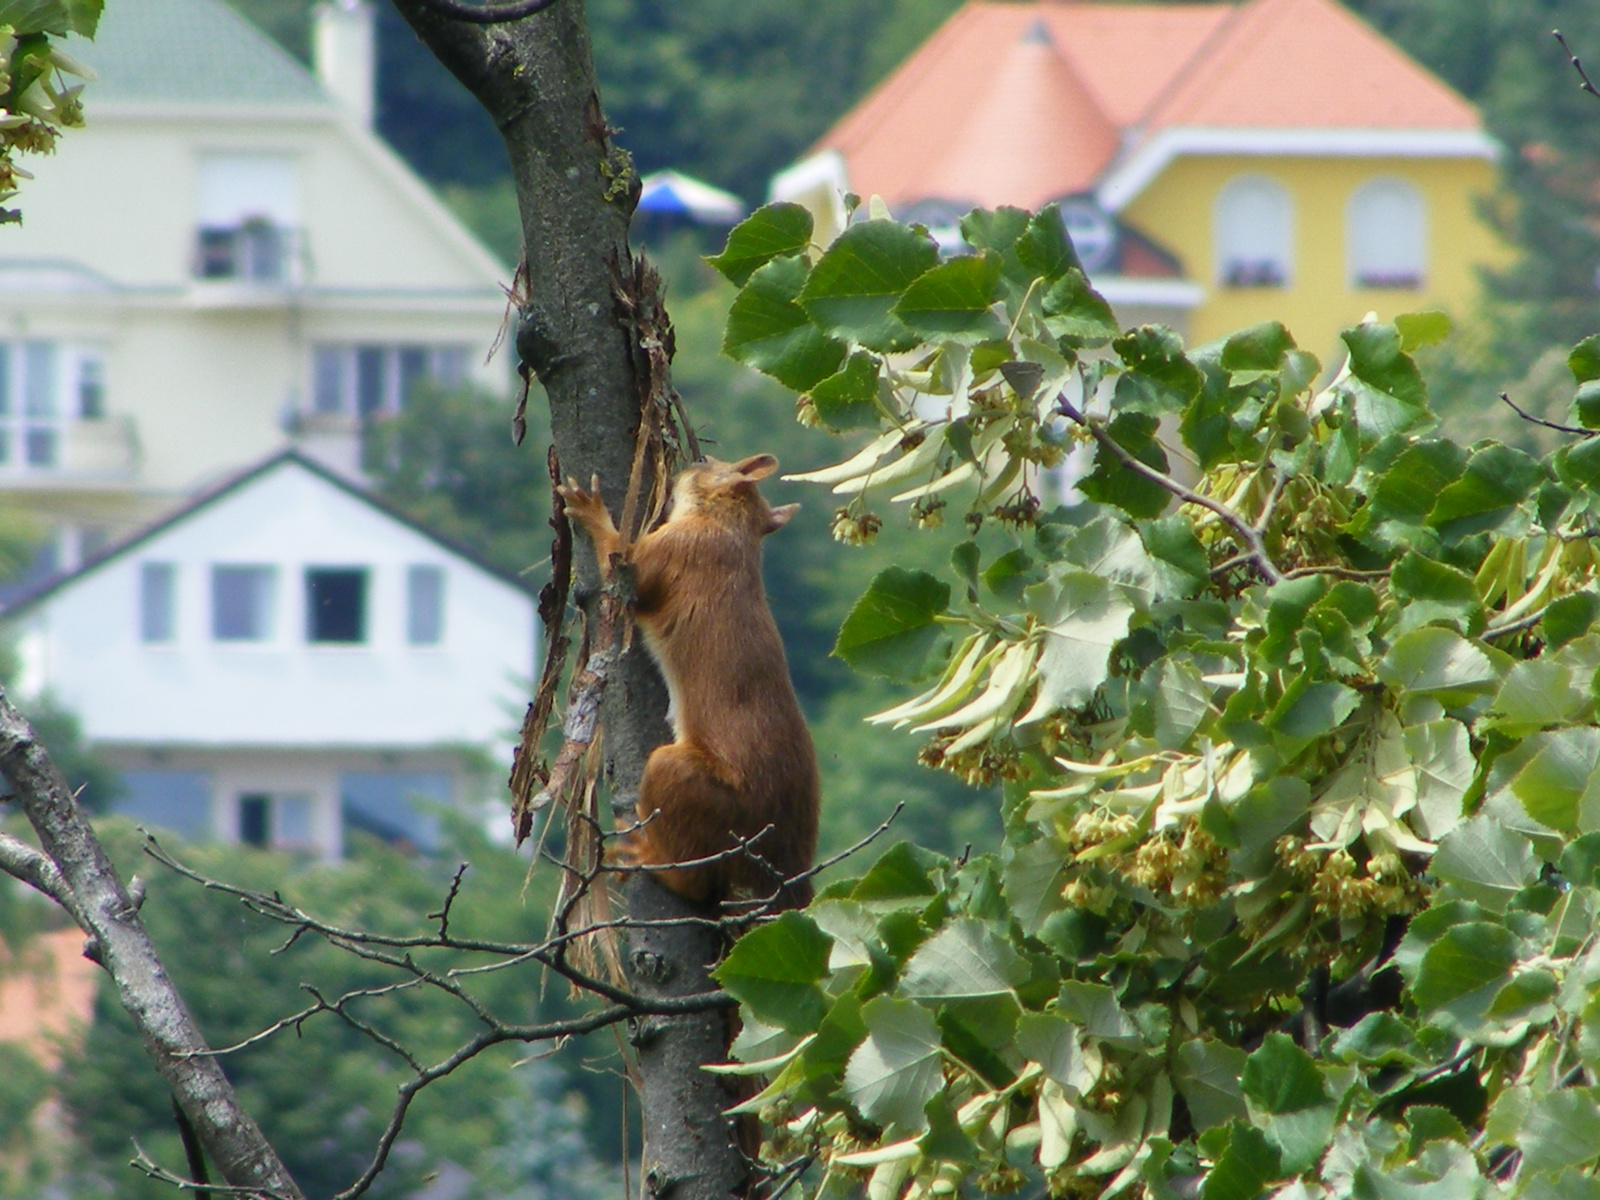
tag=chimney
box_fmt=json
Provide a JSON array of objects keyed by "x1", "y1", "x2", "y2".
[{"x1": 313, "y1": 0, "x2": 375, "y2": 128}]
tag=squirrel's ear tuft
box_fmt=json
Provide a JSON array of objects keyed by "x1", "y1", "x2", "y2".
[
  {"x1": 763, "y1": 503, "x2": 799, "y2": 535},
  {"x1": 732, "y1": 453, "x2": 779, "y2": 481}
]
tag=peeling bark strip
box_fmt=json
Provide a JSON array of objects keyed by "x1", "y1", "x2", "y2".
[
  {"x1": 388, "y1": 4, "x2": 747, "y2": 1196},
  {"x1": 0, "y1": 690, "x2": 304, "y2": 1200}
]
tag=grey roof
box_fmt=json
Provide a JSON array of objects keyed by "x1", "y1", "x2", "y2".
[{"x1": 67, "y1": 0, "x2": 330, "y2": 107}]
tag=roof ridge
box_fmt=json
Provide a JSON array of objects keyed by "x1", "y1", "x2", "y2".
[
  {"x1": 1128, "y1": 0, "x2": 1254, "y2": 129},
  {"x1": 1, "y1": 448, "x2": 535, "y2": 618}
]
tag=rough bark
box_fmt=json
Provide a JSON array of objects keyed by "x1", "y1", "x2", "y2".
[
  {"x1": 0, "y1": 690, "x2": 304, "y2": 1200},
  {"x1": 387, "y1": 4, "x2": 746, "y2": 1197}
]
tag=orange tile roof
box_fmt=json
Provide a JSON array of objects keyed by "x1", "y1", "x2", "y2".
[{"x1": 815, "y1": 0, "x2": 1483, "y2": 212}]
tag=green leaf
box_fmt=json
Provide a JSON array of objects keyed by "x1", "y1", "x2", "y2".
[
  {"x1": 842, "y1": 996, "x2": 945, "y2": 1132},
  {"x1": 901, "y1": 918, "x2": 1021, "y2": 999},
  {"x1": 960, "y1": 206, "x2": 1033, "y2": 288},
  {"x1": 722, "y1": 255, "x2": 848, "y2": 391},
  {"x1": 1015, "y1": 203, "x2": 1082, "y2": 282},
  {"x1": 1405, "y1": 720, "x2": 1473, "y2": 840},
  {"x1": 1332, "y1": 1012, "x2": 1427, "y2": 1066},
  {"x1": 1362, "y1": 441, "x2": 1468, "y2": 529},
  {"x1": 1265, "y1": 680, "x2": 1360, "y2": 743},
  {"x1": 1510, "y1": 727, "x2": 1600, "y2": 832},
  {"x1": 1410, "y1": 921, "x2": 1516, "y2": 1025},
  {"x1": 1021, "y1": 571, "x2": 1135, "y2": 720},
  {"x1": 892, "y1": 252, "x2": 1005, "y2": 342},
  {"x1": 1016, "y1": 1012, "x2": 1091, "y2": 1092},
  {"x1": 1056, "y1": 981, "x2": 1140, "y2": 1045},
  {"x1": 833, "y1": 568, "x2": 951, "y2": 681},
  {"x1": 1140, "y1": 515, "x2": 1209, "y2": 598},
  {"x1": 1572, "y1": 380, "x2": 1600, "y2": 430},
  {"x1": 1543, "y1": 592, "x2": 1600, "y2": 649},
  {"x1": 1113, "y1": 325, "x2": 1203, "y2": 415},
  {"x1": 1174, "y1": 1039, "x2": 1248, "y2": 1130},
  {"x1": 1220, "y1": 322, "x2": 1294, "y2": 372},
  {"x1": 714, "y1": 912, "x2": 833, "y2": 1033},
  {"x1": 1426, "y1": 444, "x2": 1542, "y2": 542},
  {"x1": 1041, "y1": 268, "x2": 1120, "y2": 343},
  {"x1": 799, "y1": 220, "x2": 941, "y2": 352},
  {"x1": 1518, "y1": 1089, "x2": 1600, "y2": 1174},
  {"x1": 1390, "y1": 552, "x2": 1485, "y2": 636},
  {"x1": 1376, "y1": 627, "x2": 1502, "y2": 704},
  {"x1": 0, "y1": 0, "x2": 101, "y2": 36},
  {"x1": 849, "y1": 841, "x2": 943, "y2": 904},
  {"x1": 1200, "y1": 1123, "x2": 1281, "y2": 1200},
  {"x1": 1002, "y1": 840, "x2": 1067, "y2": 936},
  {"x1": 1241, "y1": 1033, "x2": 1326, "y2": 1114},
  {"x1": 1405, "y1": 1105, "x2": 1469, "y2": 1154},
  {"x1": 1340, "y1": 320, "x2": 1428, "y2": 443},
  {"x1": 1570, "y1": 335, "x2": 1600, "y2": 384},
  {"x1": 1431, "y1": 814, "x2": 1538, "y2": 911},
  {"x1": 1080, "y1": 411, "x2": 1173, "y2": 518},
  {"x1": 809, "y1": 351, "x2": 882, "y2": 430},
  {"x1": 706, "y1": 203, "x2": 814, "y2": 286},
  {"x1": 1396, "y1": 311, "x2": 1452, "y2": 352}
]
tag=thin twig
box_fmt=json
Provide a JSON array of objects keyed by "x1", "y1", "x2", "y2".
[
  {"x1": 1555, "y1": 30, "x2": 1600, "y2": 98},
  {"x1": 1498, "y1": 391, "x2": 1595, "y2": 438},
  {"x1": 129, "y1": 1144, "x2": 285, "y2": 1199},
  {"x1": 1057, "y1": 396, "x2": 1284, "y2": 583},
  {"x1": 413, "y1": 0, "x2": 562, "y2": 23}
]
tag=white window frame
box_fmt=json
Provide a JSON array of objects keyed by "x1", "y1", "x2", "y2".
[
  {"x1": 1346, "y1": 176, "x2": 1427, "y2": 290},
  {"x1": 1214, "y1": 174, "x2": 1294, "y2": 288},
  {"x1": 0, "y1": 341, "x2": 106, "y2": 472},
  {"x1": 310, "y1": 344, "x2": 471, "y2": 418}
]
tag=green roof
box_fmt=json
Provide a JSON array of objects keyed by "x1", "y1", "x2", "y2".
[{"x1": 68, "y1": 0, "x2": 329, "y2": 107}]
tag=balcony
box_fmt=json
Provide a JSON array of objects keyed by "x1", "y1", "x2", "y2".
[
  {"x1": 0, "y1": 415, "x2": 139, "y2": 486},
  {"x1": 188, "y1": 221, "x2": 306, "y2": 307}
]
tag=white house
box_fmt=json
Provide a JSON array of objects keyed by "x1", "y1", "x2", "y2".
[
  {"x1": 0, "y1": 0, "x2": 510, "y2": 584},
  {"x1": 4, "y1": 451, "x2": 538, "y2": 858}
]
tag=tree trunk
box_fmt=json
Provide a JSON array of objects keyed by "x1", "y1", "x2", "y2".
[{"x1": 386, "y1": 5, "x2": 747, "y2": 1197}]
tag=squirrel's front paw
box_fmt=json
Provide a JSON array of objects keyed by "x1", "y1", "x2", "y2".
[{"x1": 557, "y1": 474, "x2": 610, "y2": 531}]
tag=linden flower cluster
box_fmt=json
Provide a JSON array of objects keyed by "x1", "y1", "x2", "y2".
[
  {"x1": 831, "y1": 507, "x2": 882, "y2": 545},
  {"x1": 1276, "y1": 836, "x2": 1418, "y2": 920}
]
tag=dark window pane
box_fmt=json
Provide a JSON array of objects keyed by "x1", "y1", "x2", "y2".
[
  {"x1": 306, "y1": 568, "x2": 366, "y2": 643},
  {"x1": 398, "y1": 346, "x2": 428, "y2": 406},
  {"x1": 341, "y1": 772, "x2": 451, "y2": 851},
  {"x1": 141, "y1": 562, "x2": 176, "y2": 643},
  {"x1": 239, "y1": 794, "x2": 270, "y2": 847},
  {"x1": 355, "y1": 347, "x2": 386, "y2": 417},
  {"x1": 25, "y1": 428, "x2": 55, "y2": 466},
  {"x1": 241, "y1": 219, "x2": 284, "y2": 282},
  {"x1": 78, "y1": 356, "x2": 105, "y2": 419},
  {"x1": 406, "y1": 565, "x2": 443, "y2": 645},
  {"x1": 197, "y1": 227, "x2": 238, "y2": 278},
  {"x1": 313, "y1": 347, "x2": 346, "y2": 414},
  {"x1": 212, "y1": 565, "x2": 273, "y2": 640},
  {"x1": 24, "y1": 342, "x2": 54, "y2": 417}
]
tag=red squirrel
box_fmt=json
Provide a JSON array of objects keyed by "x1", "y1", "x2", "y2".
[{"x1": 559, "y1": 454, "x2": 820, "y2": 910}]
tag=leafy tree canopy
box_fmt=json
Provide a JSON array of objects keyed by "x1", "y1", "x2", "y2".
[{"x1": 707, "y1": 199, "x2": 1600, "y2": 1200}]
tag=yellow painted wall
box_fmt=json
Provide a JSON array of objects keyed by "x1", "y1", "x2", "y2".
[{"x1": 1120, "y1": 155, "x2": 1509, "y2": 364}]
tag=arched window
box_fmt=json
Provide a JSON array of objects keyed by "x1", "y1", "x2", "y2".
[
  {"x1": 1214, "y1": 175, "x2": 1292, "y2": 288},
  {"x1": 1347, "y1": 177, "x2": 1426, "y2": 289}
]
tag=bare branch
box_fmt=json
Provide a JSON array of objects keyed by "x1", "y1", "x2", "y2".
[
  {"x1": 412, "y1": 0, "x2": 563, "y2": 24},
  {"x1": 1555, "y1": 30, "x2": 1600, "y2": 99},
  {"x1": 0, "y1": 828, "x2": 85, "y2": 923},
  {"x1": 0, "y1": 690, "x2": 304, "y2": 1200},
  {"x1": 1057, "y1": 396, "x2": 1284, "y2": 583},
  {"x1": 130, "y1": 1144, "x2": 283, "y2": 1199},
  {"x1": 1497, "y1": 390, "x2": 1596, "y2": 438}
]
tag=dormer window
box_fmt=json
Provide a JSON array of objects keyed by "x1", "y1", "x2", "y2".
[
  {"x1": 194, "y1": 153, "x2": 301, "y2": 285},
  {"x1": 311, "y1": 344, "x2": 470, "y2": 417},
  {"x1": 1348, "y1": 177, "x2": 1426, "y2": 290},
  {"x1": 1215, "y1": 175, "x2": 1293, "y2": 288}
]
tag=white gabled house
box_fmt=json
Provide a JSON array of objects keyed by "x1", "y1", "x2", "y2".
[
  {"x1": 4, "y1": 452, "x2": 537, "y2": 858},
  {"x1": 0, "y1": 0, "x2": 511, "y2": 584}
]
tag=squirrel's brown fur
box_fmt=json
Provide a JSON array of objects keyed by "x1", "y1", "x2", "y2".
[{"x1": 559, "y1": 454, "x2": 820, "y2": 910}]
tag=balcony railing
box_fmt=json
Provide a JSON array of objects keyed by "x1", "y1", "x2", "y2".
[{"x1": 192, "y1": 221, "x2": 305, "y2": 287}]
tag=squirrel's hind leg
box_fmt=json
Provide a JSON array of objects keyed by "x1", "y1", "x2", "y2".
[{"x1": 621, "y1": 741, "x2": 743, "y2": 904}]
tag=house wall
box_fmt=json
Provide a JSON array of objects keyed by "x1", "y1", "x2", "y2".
[
  {"x1": 12, "y1": 463, "x2": 536, "y2": 753},
  {"x1": 0, "y1": 110, "x2": 510, "y2": 552},
  {"x1": 1121, "y1": 154, "x2": 1509, "y2": 360}
]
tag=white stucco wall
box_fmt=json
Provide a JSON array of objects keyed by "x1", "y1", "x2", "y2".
[{"x1": 13, "y1": 458, "x2": 537, "y2": 752}]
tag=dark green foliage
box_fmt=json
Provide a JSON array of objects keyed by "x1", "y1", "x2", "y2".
[{"x1": 55, "y1": 821, "x2": 622, "y2": 1200}]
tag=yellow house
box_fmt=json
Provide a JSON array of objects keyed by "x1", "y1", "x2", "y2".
[{"x1": 770, "y1": 0, "x2": 1506, "y2": 361}]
